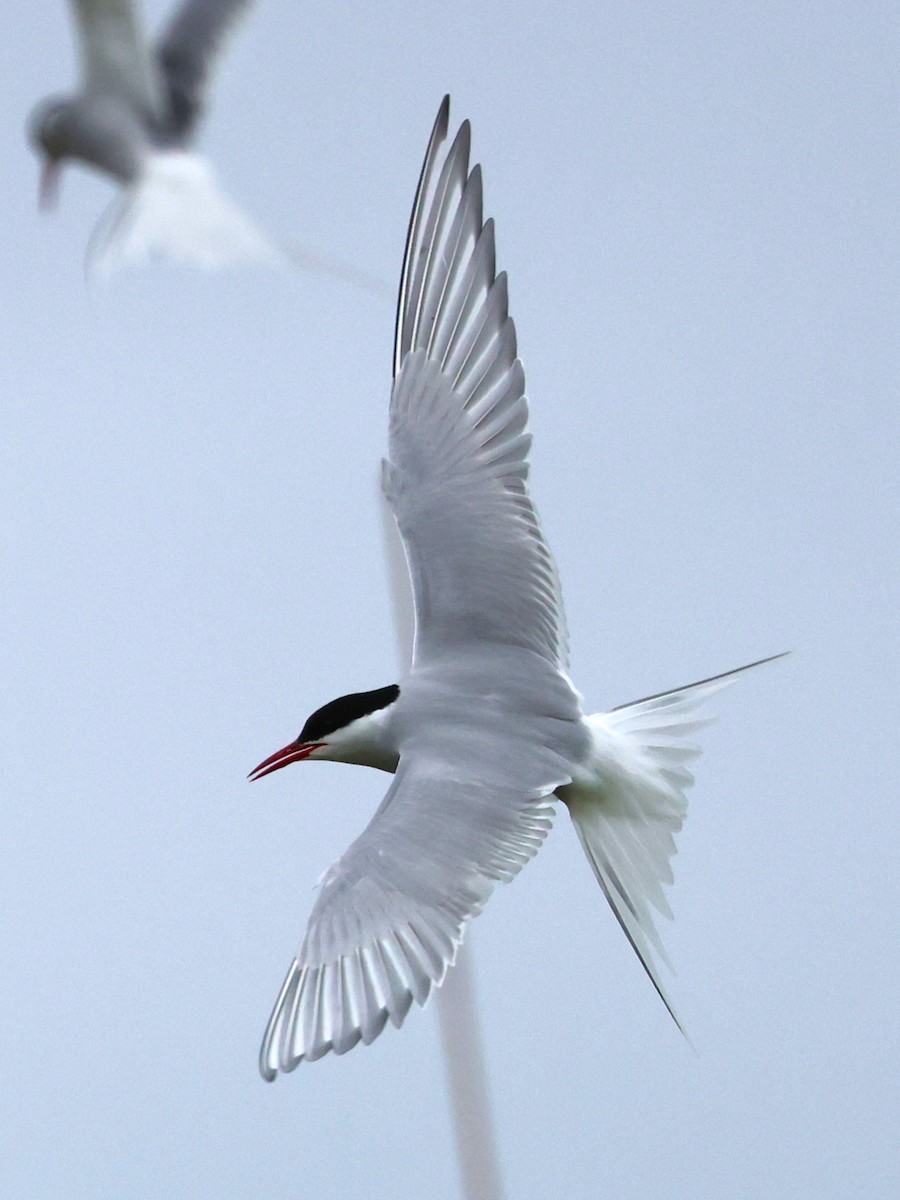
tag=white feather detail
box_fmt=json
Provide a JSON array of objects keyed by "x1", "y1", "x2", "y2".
[{"x1": 561, "y1": 656, "x2": 785, "y2": 1030}]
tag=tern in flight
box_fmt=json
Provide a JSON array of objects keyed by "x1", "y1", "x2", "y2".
[
  {"x1": 251, "y1": 97, "x2": 782, "y2": 1080},
  {"x1": 27, "y1": 0, "x2": 278, "y2": 274}
]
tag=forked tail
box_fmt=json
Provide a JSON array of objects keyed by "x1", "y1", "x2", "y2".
[
  {"x1": 560, "y1": 653, "x2": 786, "y2": 1032},
  {"x1": 86, "y1": 151, "x2": 284, "y2": 278}
]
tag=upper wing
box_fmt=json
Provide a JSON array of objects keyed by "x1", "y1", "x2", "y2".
[
  {"x1": 260, "y1": 743, "x2": 568, "y2": 1078},
  {"x1": 155, "y1": 0, "x2": 252, "y2": 139},
  {"x1": 71, "y1": 0, "x2": 162, "y2": 115},
  {"x1": 383, "y1": 97, "x2": 569, "y2": 670}
]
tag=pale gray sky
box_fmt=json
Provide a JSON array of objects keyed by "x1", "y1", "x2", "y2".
[{"x1": 3, "y1": 2, "x2": 898, "y2": 1197}]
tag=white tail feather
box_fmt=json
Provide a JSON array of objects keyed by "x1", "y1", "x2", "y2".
[
  {"x1": 561, "y1": 654, "x2": 786, "y2": 1032},
  {"x1": 86, "y1": 152, "x2": 284, "y2": 278}
]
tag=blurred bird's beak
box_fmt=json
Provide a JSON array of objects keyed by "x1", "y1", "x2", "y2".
[
  {"x1": 39, "y1": 159, "x2": 61, "y2": 211},
  {"x1": 248, "y1": 741, "x2": 323, "y2": 781}
]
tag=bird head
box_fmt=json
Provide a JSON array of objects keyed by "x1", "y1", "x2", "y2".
[
  {"x1": 249, "y1": 685, "x2": 401, "y2": 780},
  {"x1": 27, "y1": 96, "x2": 73, "y2": 209},
  {"x1": 27, "y1": 93, "x2": 145, "y2": 207}
]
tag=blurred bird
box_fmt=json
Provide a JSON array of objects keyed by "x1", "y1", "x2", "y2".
[
  {"x1": 27, "y1": 0, "x2": 280, "y2": 275},
  {"x1": 250, "y1": 96, "x2": 784, "y2": 1079}
]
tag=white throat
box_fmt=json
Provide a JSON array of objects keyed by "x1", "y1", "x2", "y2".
[{"x1": 316, "y1": 707, "x2": 400, "y2": 773}]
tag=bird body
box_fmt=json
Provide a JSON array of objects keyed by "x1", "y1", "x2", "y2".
[
  {"x1": 251, "y1": 98, "x2": 783, "y2": 1079},
  {"x1": 28, "y1": 0, "x2": 278, "y2": 273}
]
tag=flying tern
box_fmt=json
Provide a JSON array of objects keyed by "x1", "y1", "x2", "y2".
[
  {"x1": 250, "y1": 97, "x2": 783, "y2": 1080},
  {"x1": 27, "y1": 0, "x2": 279, "y2": 275}
]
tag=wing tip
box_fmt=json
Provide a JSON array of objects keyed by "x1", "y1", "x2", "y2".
[
  {"x1": 258, "y1": 933, "x2": 452, "y2": 1078},
  {"x1": 393, "y1": 95, "x2": 454, "y2": 377},
  {"x1": 436, "y1": 93, "x2": 451, "y2": 134},
  {"x1": 258, "y1": 957, "x2": 303, "y2": 1081}
]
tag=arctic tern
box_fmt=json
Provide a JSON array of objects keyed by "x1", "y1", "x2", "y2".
[
  {"x1": 27, "y1": 0, "x2": 278, "y2": 274},
  {"x1": 250, "y1": 96, "x2": 783, "y2": 1079}
]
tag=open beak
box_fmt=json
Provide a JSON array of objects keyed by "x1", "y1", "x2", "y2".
[
  {"x1": 248, "y1": 741, "x2": 323, "y2": 782},
  {"x1": 39, "y1": 159, "x2": 62, "y2": 211}
]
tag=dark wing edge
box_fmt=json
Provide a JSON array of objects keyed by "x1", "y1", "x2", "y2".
[
  {"x1": 393, "y1": 95, "x2": 450, "y2": 377},
  {"x1": 392, "y1": 97, "x2": 507, "y2": 400},
  {"x1": 155, "y1": 0, "x2": 252, "y2": 139}
]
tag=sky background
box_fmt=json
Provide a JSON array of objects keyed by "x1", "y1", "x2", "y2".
[{"x1": 3, "y1": 2, "x2": 898, "y2": 1197}]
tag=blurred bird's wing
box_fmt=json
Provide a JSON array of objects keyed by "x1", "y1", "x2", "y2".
[
  {"x1": 384, "y1": 97, "x2": 570, "y2": 671},
  {"x1": 156, "y1": 0, "x2": 252, "y2": 139},
  {"x1": 260, "y1": 738, "x2": 569, "y2": 1078},
  {"x1": 72, "y1": 0, "x2": 162, "y2": 116}
]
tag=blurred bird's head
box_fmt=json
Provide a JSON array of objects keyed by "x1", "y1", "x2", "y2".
[
  {"x1": 27, "y1": 93, "x2": 144, "y2": 208},
  {"x1": 27, "y1": 95, "x2": 73, "y2": 209}
]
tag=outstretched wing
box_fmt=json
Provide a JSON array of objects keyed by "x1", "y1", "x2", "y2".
[
  {"x1": 260, "y1": 745, "x2": 567, "y2": 1079},
  {"x1": 72, "y1": 0, "x2": 162, "y2": 115},
  {"x1": 384, "y1": 97, "x2": 570, "y2": 670},
  {"x1": 155, "y1": 0, "x2": 252, "y2": 139}
]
